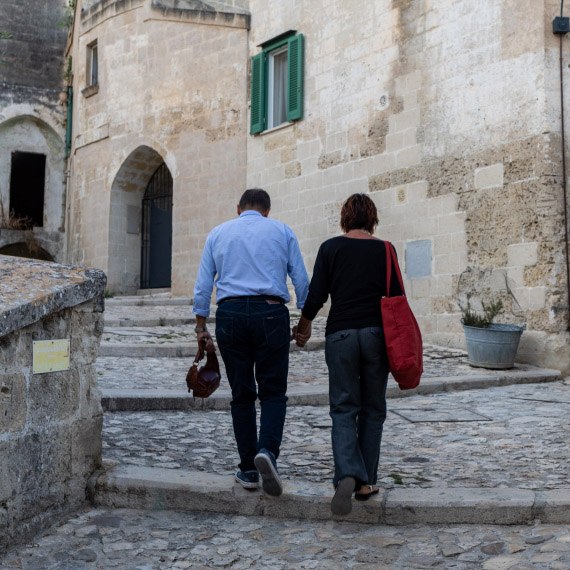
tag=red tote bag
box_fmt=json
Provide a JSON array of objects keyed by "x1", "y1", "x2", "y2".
[{"x1": 380, "y1": 241, "x2": 423, "y2": 390}]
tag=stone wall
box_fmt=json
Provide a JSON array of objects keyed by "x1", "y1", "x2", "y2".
[
  {"x1": 66, "y1": 0, "x2": 249, "y2": 293},
  {"x1": 65, "y1": 0, "x2": 570, "y2": 370},
  {"x1": 0, "y1": 255, "x2": 106, "y2": 553},
  {"x1": 0, "y1": 0, "x2": 69, "y2": 262},
  {"x1": 245, "y1": 0, "x2": 570, "y2": 372}
]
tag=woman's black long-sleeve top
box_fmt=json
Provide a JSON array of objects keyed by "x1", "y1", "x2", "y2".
[{"x1": 301, "y1": 236, "x2": 404, "y2": 337}]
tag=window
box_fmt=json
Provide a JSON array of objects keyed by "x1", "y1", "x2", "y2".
[
  {"x1": 250, "y1": 32, "x2": 304, "y2": 134},
  {"x1": 87, "y1": 40, "x2": 98, "y2": 87}
]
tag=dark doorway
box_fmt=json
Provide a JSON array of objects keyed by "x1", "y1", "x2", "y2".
[
  {"x1": 9, "y1": 152, "x2": 46, "y2": 228},
  {"x1": 0, "y1": 242, "x2": 53, "y2": 261},
  {"x1": 141, "y1": 163, "x2": 173, "y2": 289}
]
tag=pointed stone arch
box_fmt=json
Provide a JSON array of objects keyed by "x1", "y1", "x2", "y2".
[{"x1": 108, "y1": 145, "x2": 173, "y2": 293}]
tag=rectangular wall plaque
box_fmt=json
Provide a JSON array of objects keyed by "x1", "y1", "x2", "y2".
[{"x1": 33, "y1": 339, "x2": 71, "y2": 374}]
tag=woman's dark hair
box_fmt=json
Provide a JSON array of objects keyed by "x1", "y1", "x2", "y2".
[
  {"x1": 239, "y1": 188, "x2": 271, "y2": 212},
  {"x1": 340, "y1": 193, "x2": 379, "y2": 233}
]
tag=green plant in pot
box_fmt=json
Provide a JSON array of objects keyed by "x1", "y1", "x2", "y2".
[{"x1": 461, "y1": 295, "x2": 525, "y2": 370}]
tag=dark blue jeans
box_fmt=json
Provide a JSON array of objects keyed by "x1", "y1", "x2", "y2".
[
  {"x1": 215, "y1": 299, "x2": 290, "y2": 472},
  {"x1": 325, "y1": 327, "x2": 390, "y2": 488}
]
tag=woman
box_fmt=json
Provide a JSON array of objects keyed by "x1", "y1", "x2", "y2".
[{"x1": 294, "y1": 193, "x2": 402, "y2": 516}]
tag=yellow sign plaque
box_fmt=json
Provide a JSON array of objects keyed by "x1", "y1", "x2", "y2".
[{"x1": 33, "y1": 340, "x2": 71, "y2": 374}]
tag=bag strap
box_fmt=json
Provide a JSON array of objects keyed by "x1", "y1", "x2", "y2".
[
  {"x1": 192, "y1": 342, "x2": 205, "y2": 366},
  {"x1": 384, "y1": 241, "x2": 406, "y2": 297}
]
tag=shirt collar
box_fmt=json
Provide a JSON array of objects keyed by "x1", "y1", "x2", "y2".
[{"x1": 239, "y1": 210, "x2": 263, "y2": 218}]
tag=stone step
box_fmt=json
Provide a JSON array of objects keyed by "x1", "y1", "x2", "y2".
[
  {"x1": 105, "y1": 296, "x2": 193, "y2": 307},
  {"x1": 100, "y1": 367, "x2": 562, "y2": 411},
  {"x1": 89, "y1": 463, "x2": 570, "y2": 526},
  {"x1": 104, "y1": 316, "x2": 200, "y2": 327},
  {"x1": 98, "y1": 338, "x2": 326, "y2": 357}
]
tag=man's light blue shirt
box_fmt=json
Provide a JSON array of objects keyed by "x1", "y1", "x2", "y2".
[{"x1": 193, "y1": 210, "x2": 309, "y2": 317}]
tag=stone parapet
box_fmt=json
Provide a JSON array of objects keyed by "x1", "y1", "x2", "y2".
[{"x1": 0, "y1": 255, "x2": 106, "y2": 553}]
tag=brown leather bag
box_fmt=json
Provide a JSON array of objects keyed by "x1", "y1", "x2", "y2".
[{"x1": 186, "y1": 341, "x2": 221, "y2": 398}]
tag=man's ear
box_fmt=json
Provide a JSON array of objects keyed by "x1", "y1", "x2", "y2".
[
  {"x1": 262, "y1": 209, "x2": 270, "y2": 218},
  {"x1": 237, "y1": 204, "x2": 242, "y2": 215}
]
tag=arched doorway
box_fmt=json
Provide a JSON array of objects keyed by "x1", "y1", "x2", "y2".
[
  {"x1": 140, "y1": 162, "x2": 173, "y2": 289},
  {"x1": 108, "y1": 146, "x2": 174, "y2": 294},
  {"x1": 0, "y1": 241, "x2": 54, "y2": 261}
]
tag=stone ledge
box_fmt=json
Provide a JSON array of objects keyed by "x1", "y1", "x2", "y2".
[
  {"x1": 90, "y1": 464, "x2": 570, "y2": 525},
  {"x1": 100, "y1": 369, "x2": 562, "y2": 411},
  {"x1": 98, "y1": 338, "x2": 326, "y2": 357},
  {"x1": 0, "y1": 256, "x2": 106, "y2": 338}
]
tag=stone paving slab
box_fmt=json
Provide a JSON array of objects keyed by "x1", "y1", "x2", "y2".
[
  {"x1": 96, "y1": 346, "x2": 558, "y2": 392},
  {"x1": 3, "y1": 508, "x2": 570, "y2": 570},
  {"x1": 102, "y1": 381, "x2": 570, "y2": 491}
]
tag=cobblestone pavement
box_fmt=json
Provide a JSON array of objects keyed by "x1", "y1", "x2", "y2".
[
  {"x1": 4, "y1": 297, "x2": 568, "y2": 569},
  {"x1": 96, "y1": 344, "x2": 547, "y2": 393},
  {"x1": 96, "y1": 346, "x2": 492, "y2": 391},
  {"x1": 103, "y1": 380, "x2": 570, "y2": 490},
  {"x1": 2, "y1": 508, "x2": 570, "y2": 569}
]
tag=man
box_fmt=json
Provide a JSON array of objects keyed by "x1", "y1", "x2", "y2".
[{"x1": 193, "y1": 188, "x2": 309, "y2": 496}]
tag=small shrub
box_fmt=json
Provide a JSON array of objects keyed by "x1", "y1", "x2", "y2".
[{"x1": 461, "y1": 297, "x2": 503, "y2": 328}]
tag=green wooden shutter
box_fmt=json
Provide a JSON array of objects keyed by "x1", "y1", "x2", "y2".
[
  {"x1": 287, "y1": 34, "x2": 304, "y2": 122},
  {"x1": 250, "y1": 52, "x2": 266, "y2": 134}
]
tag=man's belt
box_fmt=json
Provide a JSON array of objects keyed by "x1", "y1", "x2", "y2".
[{"x1": 218, "y1": 295, "x2": 285, "y2": 305}]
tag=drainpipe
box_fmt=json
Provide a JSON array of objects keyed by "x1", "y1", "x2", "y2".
[
  {"x1": 553, "y1": 1, "x2": 570, "y2": 331},
  {"x1": 65, "y1": 85, "x2": 73, "y2": 158}
]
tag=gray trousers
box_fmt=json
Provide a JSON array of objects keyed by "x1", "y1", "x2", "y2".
[{"x1": 325, "y1": 327, "x2": 390, "y2": 488}]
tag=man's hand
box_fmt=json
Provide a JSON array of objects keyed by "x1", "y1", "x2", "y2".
[
  {"x1": 292, "y1": 316, "x2": 312, "y2": 348},
  {"x1": 197, "y1": 330, "x2": 215, "y2": 353},
  {"x1": 195, "y1": 316, "x2": 215, "y2": 352}
]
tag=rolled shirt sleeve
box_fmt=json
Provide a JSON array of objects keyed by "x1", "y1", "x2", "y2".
[
  {"x1": 193, "y1": 234, "x2": 217, "y2": 318},
  {"x1": 286, "y1": 228, "x2": 309, "y2": 309}
]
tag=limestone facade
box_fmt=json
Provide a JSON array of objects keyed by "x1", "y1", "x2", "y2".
[
  {"x1": 0, "y1": 255, "x2": 106, "y2": 553},
  {"x1": 0, "y1": 0, "x2": 69, "y2": 261},
  {"x1": 66, "y1": 0, "x2": 570, "y2": 371}
]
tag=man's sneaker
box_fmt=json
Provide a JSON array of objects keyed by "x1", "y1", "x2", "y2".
[
  {"x1": 254, "y1": 449, "x2": 283, "y2": 497},
  {"x1": 234, "y1": 470, "x2": 259, "y2": 490}
]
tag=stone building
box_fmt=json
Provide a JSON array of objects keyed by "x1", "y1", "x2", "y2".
[
  {"x1": 0, "y1": 0, "x2": 69, "y2": 261},
  {"x1": 47, "y1": 0, "x2": 570, "y2": 373}
]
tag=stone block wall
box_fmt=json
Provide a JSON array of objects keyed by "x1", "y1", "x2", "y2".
[
  {"x1": 0, "y1": 255, "x2": 106, "y2": 554},
  {"x1": 0, "y1": 0, "x2": 69, "y2": 262},
  {"x1": 245, "y1": 0, "x2": 570, "y2": 372},
  {"x1": 66, "y1": 0, "x2": 249, "y2": 293}
]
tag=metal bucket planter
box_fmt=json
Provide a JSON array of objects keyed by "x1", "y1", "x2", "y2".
[{"x1": 463, "y1": 323, "x2": 525, "y2": 369}]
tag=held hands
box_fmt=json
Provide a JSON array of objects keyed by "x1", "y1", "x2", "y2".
[{"x1": 292, "y1": 316, "x2": 312, "y2": 348}]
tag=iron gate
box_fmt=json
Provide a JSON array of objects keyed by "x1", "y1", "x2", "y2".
[{"x1": 140, "y1": 162, "x2": 173, "y2": 289}]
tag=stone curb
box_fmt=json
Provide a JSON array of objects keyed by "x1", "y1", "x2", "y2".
[
  {"x1": 89, "y1": 464, "x2": 570, "y2": 525},
  {"x1": 98, "y1": 339, "x2": 326, "y2": 357},
  {"x1": 105, "y1": 297, "x2": 193, "y2": 307},
  {"x1": 104, "y1": 317, "x2": 199, "y2": 327},
  {"x1": 100, "y1": 369, "x2": 562, "y2": 411}
]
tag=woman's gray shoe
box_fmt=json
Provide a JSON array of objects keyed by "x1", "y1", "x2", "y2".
[
  {"x1": 254, "y1": 449, "x2": 283, "y2": 496},
  {"x1": 331, "y1": 477, "x2": 356, "y2": 515}
]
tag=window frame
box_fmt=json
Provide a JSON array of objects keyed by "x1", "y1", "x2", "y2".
[
  {"x1": 267, "y1": 45, "x2": 288, "y2": 130},
  {"x1": 250, "y1": 32, "x2": 304, "y2": 135},
  {"x1": 87, "y1": 40, "x2": 98, "y2": 88}
]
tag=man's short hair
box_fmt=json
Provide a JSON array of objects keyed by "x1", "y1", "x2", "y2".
[{"x1": 239, "y1": 188, "x2": 271, "y2": 212}]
